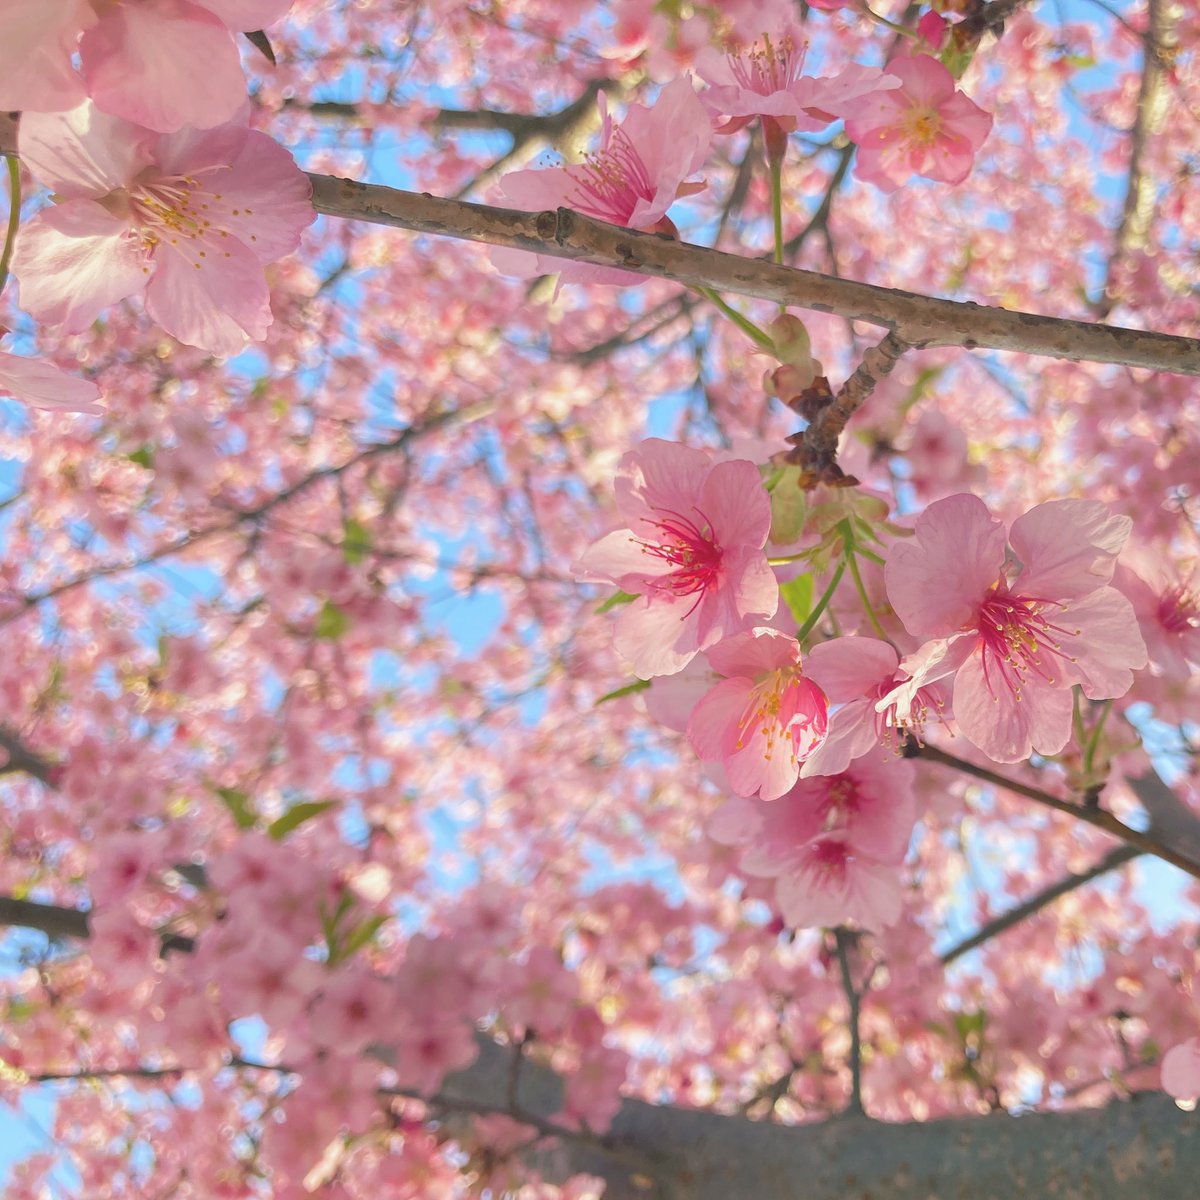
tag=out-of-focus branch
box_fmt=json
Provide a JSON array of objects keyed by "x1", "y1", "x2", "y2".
[
  {"x1": 914, "y1": 742, "x2": 1200, "y2": 880},
  {"x1": 1094, "y1": 0, "x2": 1175, "y2": 318},
  {"x1": 307, "y1": 177, "x2": 1200, "y2": 375},
  {"x1": 939, "y1": 844, "x2": 1142, "y2": 965}
]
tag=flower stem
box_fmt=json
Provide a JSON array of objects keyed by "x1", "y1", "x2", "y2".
[
  {"x1": 846, "y1": 546, "x2": 888, "y2": 639},
  {"x1": 693, "y1": 285, "x2": 774, "y2": 351},
  {"x1": 0, "y1": 155, "x2": 21, "y2": 301},
  {"x1": 1083, "y1": 698, "x2": 1114, "y2": 775},
  {"x1": 770, "y1": 156, "x2": 784, "y2": 269},
  {"x1": 796, "y1": 558, "x2": 846, "y2": 642},
  {"x1": 863, "y1": 6, "x2": 918, "y2": 38}
]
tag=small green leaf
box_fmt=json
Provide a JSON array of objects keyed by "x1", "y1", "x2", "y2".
[
  {"x1": 768, "y1": 465, "x2": 808, "y2": 545},
  {"x1": 779, "y1": 573, "x2": 815, "y2": 627},
  {"x1": 215, "y1": 786, "x2": 257, "y2": 830},
  {"x1": 127, "y1": 446, "x2": 155, "y2": 470},
  {"x1": 342, "y1": 518, "x2": 371, "y2": 565},
  {"x1": 268, "y1": 799, "x2": 338, "y2": 841},
  {"x1": 595, "y1": 590, "x2": 637, "y2": 614},
  {"x1": 314, "y1": 600, "x2": 350, "y2": 640},
  {"x1": 595, "y1": 678, "x2": 651, "y2": 705},
  {"x1": 339, "y1": 914, "x2": 387, "y2": 960}
]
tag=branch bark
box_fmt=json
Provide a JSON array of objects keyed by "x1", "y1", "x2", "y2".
[{"x1": 306, "y1": 176, "x2": 1200, "y2": 375}]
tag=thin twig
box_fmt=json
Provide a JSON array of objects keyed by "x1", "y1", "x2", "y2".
[
  {"x1": 939, "y1": 845, "x2": 1141, "y2": 965},
  {"x1": 913, "y1": 742, "x2": 1200, "y2": 880}
]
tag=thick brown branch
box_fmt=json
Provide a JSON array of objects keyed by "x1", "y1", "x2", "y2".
[{"x1": 307, "y1": 176, "x2": 1200, "y2": 375}]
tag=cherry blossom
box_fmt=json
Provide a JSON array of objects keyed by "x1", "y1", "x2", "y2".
[
  {"x1": 576, "y1": 439, "x2": 778, "y2": 678},
  {"x1": 884, "y1": 494, "x2": 1147, "y2": 763},
  {"x1": 0, "y1": 0, "x2": 293, "y2": 131},
  {"x1": 687, "y1": 627, "x2": 829, "y2": 799},
  {"x1": 495, "y1": 77, "x2": 711, "y2": 284},
  {"x1": 12, "y1": 103, "x2": 314, "y2": 355},
  {"x1": 842, "y1": 55, "x2": 993, "y2": 191},
  {"x1": 1114, "y1": 553, "x2": 1200, "y2": 679}
]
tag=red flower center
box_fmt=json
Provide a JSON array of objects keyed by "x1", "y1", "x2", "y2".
[
  {"x1": 1158, "y1": 585, "x2": 1200, "y2": 635},
  {"x1": 637, "y1": 508, "x2": 723, "y2": 609},
  {"x1": 566, "y1": 128, "x2": 654, "y2": 224},
  {"x1": 974, "y1": 586, "x2": 1081, "y2": 699}
]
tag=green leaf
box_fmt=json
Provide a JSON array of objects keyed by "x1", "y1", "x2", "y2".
[
  {"x1": 898, "y1": 366, "x2": 945, "y2": 417},
  {"x1": 595, "y1": 678, "x2": 651, "y2": 705},
  {"x1": 595, "y1": 590, "x2": 637, "y2": 614},
  {"x1": 768, "y1": 465, "x2": 808, "y2": 545},
  {"x1": 339, "y1": 914, "x2": 387, "y2": 961},
  {"x1": 779, "y1": 573, "x2": 815, "y2": 627},
  {"x1": 127, "y1": 446, "x2": 155, "y2": 470},
  {"x1": 314, "y1": 600, "x2": 350, "y2": 640},
  {"x1": 268, "y1": 800, "x2": 338, "y2": 841},
  {"x1": 341, "y1": 518, "x2": 371, "y2": 565},
  {"x1": 215, "y1": 786, "x2": 257, "y2": 830}
]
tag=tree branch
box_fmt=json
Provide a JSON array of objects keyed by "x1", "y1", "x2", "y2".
[
  {"x1": 913, "y1": 742, "x2": 1200, "y2": 880},
  {"x1": 939, "y1": 844, "x2": 1142, "y2": 965},
  {"x1": 307, "y1": 176, "x2": 1200, "y2": 375}
]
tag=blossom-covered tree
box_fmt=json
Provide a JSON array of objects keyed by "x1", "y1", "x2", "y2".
[{"x1": 0, "y1": 1, "x2": 1198, "y2": 1197}]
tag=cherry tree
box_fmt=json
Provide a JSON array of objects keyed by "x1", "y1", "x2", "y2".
[{"x1": 0, "y1": 0, "x2": 1198, "y2": 1196}]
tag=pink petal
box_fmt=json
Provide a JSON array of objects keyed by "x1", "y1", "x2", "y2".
[
  {"x1": 885, "y1": 494, "x2": 1006, "y2": 638},
  {"x1": 0, "y1": 350, "x2": 102, "y2": 413},
  {"x1": 952, "y1": 651, "x2": 1075, "y2": 763},
  {"x1": 1010, "y1": 499, "x2": 1131, "y2": 599},
  {"x1": 697, "y1": 458, "x2": 771, "y2": 548},
  {"x1": 144, "y1": 234, "x2": 271, "y2": 354},
  {"x1": 798, "y1": 701, "x2": 875, "y2": 777},
  {"x1": 707, "y1": 795, "x2": 763, "y2": 848},
  {"x1": 687, "y1": 676, "x2": 753, "y2": 760},
  {"x1": 1162, "y1": 1038, "x2": 1200, "y2": 1101},
  {"x1": 11, "y1": 201, "x2": 147, "y2": 331},
  {"x1": 0, "y1": 0, "x2": 89, "y2": 113},
  {"x1": 160, "y1": 128, "x2": 314, "y2": 264},
  {"x1": 805, "y1": 636, "x2": 898, "y2": 702},
  {"x1": 615, "y1": 439, "x2": 710, "y2": 526},
  {"x1": 1056, "y1": 587, "x2": 1147, "y2": 699},
  {"x1": 707, "y1": 626, "x2": 799, "y2": 678},
  {"x1": 707, "y1": 544, "x2": 779, "y2": 628},
  {"x1": 80, "y1": 0, "x2": 247, "y2": 132},
  {"x1": 644, "y1": 654, "x2": 718, "y2": 732},
  {"x1": 19, "y1": 105, "x2": 150, "y2": 198},
  {"x1": 613, "y1": 592, "x2": 704, "y2": 678},
  {"x1": 620, "y1": 76, "x2": 712, "y2": 228},
  {"x1": 725, "y1": 725, "x2": 799, "y2": 801},
  {"x1": 498, "y1": 164, "x2": 578, "y2": 213},
  {"x1": 575, "y1": 529, "x2": 671, "y2": 587},
  {"x1": 886, "y1": 54, "x2": 955, "y2": 109},
  {"x1": 193, "y1": 0, "x2": 293, "y2": 27}
]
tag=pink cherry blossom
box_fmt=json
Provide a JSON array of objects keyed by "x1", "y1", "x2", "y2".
[
  {"x1": 687, "y1": 627, "x2": 828, "y2": 799},
  {"x1": 495, "y1": 77, "x2": 711, "y2": 285},
  {"x1": 842, "y1": 55, "x2": 993, "y2": 191},
  {"x1": 884, "y1": 494, "x2": 1147, "y2": 763},
  {"x1": 576, "y1": 440, "x2": 778, "y2": 678},
  {"x1": 0, "y1": 0, "x2": 293, "y2": 131},
  {"x1": 800, "y1": 636, "x2": 949, "y2": 777},
  {"x1": 12, "y1": 104, "x2": 314, "y2": 356},
  {"x1": 1114, "y1": 553, "x2": 1200, "y2": 680},
  {"x1": 710, "y1": 750, "x2": 915, "y2": 928},
  {"x1": 698, "y1": 28, "x2": 898, "y2": 133},
  {"x1": 0, "y1": 348, "x2": 102, "y2": 413},
  {"x1": 1162, "y1": 1037, "x2": 1200, "y2": 1101}
]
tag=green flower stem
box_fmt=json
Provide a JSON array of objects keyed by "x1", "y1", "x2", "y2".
[
  {"x1": 1083, "y1": 698, "x2": 1114, "y2": 774},
  {"x1": 770, "y1": 156, "x2": 784, "y2": 269},
  {"x1": 864, "y1": 6, "x2": 917, "y2": 38},
  {"x1": 846, "y1": 545, "x2": 888, "y2": 640},
  {"x1": 796, "y1": 558, "x2": 846, "y2": 642},
  {"x1": 0, "y1": 155, "x2": 20, "y2": 300},
  {"x1": 693, "y1": 285, "x2": 774, "y2": 350}
]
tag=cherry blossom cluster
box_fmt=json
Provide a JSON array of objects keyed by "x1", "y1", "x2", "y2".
[
  {"x1": 577, "y1": 439, "x2": 1158, "y2": 934},
  {"x1": 0, "y1": 0, "x2": 312, "y2": 411}
]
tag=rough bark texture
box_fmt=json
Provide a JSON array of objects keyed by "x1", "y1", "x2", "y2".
[
  {"x1": 442, "y1": 1039, "x2": 1200, "y2": 1200},
  {"x1": 307, "y1": 176, "x2": 1200, "y2": 375}
]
